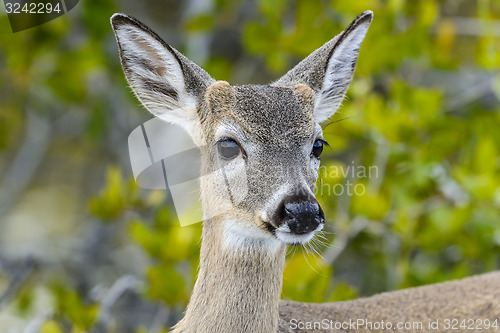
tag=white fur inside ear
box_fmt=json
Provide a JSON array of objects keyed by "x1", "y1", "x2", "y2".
[
  {"x1": 314, "y1": 21, "x2": 370, "y2": 123},
  {"x1": 114, "y1": 24, "x2": 197, "y2": 132}
]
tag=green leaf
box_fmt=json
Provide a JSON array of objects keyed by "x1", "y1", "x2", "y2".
[{"x1": 185, "y1": 14, "x2": 214, "y2": 32}]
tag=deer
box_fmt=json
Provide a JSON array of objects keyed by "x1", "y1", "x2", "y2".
[{"x1": 110, "y1": 10, "x2": 500, "y2": 333}]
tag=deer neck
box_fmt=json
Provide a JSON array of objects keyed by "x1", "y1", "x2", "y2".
[{"x1": 174, "y1": 219, "x2": 287, "y2": 333}]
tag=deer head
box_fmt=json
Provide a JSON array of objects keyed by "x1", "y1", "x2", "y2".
[{"x1": 111, "y1": 11, "x2": 372, "y2": 251}]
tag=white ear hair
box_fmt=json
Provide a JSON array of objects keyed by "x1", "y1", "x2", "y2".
[
  {"x1": 314, "y1": 15, "x2": 372, "y2": 123},
  {"x1": 111, "y1": 14, "x2": 213, "y2": 137},
  {"x1": 272, "y1": 11, "x2": 373, "y2": 124}
]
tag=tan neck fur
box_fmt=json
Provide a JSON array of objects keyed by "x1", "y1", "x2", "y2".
[{"x1": 173, "y1": 220, "x2": 287, "y2": 333}]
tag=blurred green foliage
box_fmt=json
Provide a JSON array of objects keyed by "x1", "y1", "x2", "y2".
[
  {"x1": 1, "y1": 0, "x2": 500, "y2": 331},
  {"x1": 89, "y1": 167, "x2": 141, "y2": 220}
]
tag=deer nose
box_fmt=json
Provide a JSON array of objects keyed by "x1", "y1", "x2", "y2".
[{"x1": 283, "y1": 201, "x2": 325, "y2": 235}]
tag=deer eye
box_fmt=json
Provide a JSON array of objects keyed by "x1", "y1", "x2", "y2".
[
  {"x1": 218, "y1": 139, "x2": 241, "y2": 160},
  {"x1": 311, "y1": 139, "x2": 324, "y2": 159}
]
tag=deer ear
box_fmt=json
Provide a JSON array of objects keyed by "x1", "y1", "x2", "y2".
[
  {"x1": 273, "y1": 11, "x2": 373, "y2": 123},
  {"x1": 110, "y1": 14, "x2": 214, "y2": 131}
]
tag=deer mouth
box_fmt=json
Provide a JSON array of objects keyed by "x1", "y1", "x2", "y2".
[
  {"x1": 275, "y1": 222, "x2": 324, "y2": 245},
  {"x1": 261, "y1": 219, "x2": 324, "y2": 245}
]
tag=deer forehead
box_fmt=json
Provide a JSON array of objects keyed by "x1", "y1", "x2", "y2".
[{"x1": 203, "y1": 81, "x2": 316, "y2": 147}]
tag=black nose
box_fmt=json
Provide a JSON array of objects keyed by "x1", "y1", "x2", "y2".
[{"x1": 282, "y1": 200, "x2": 325, "y2": 235}]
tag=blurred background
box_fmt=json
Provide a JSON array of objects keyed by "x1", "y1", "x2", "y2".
[{"x1": 1, "y1": 0, "x2": 500, "y2": 332}]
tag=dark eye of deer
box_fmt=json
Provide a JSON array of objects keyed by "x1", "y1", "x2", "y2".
[
  {"x1": 312, "y1": 139, "x2": 324, "y2": 158},
  {"x1": 218, "y1": 139, "x2": 241, "y2": 160}
]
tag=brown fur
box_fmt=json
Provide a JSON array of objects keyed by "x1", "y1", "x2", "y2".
[
  {"x1": 174, "y1": 219, "x2": 287, "y2": 333},
  {"x1": 279, "y1": 272, "x2": 500, "y2": 332},
  {"x1": 293, "y1": 83, "x2": 316, "y2": 109},
  {"x1": 205, "y1": 81, "x2": 236, "y2": 114}
]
